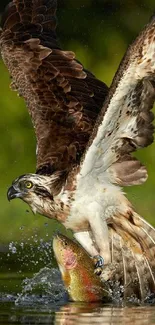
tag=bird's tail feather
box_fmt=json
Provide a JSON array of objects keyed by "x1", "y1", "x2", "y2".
[{"x1": 103, "y1": 212, "x2": 155, "y2": 301}]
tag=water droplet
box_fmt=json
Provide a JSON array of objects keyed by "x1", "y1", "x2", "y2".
[{"x1": 44, "y1": 223, "x2": 48, "y2": 227}]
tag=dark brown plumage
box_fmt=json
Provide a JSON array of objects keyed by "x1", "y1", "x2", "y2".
[{"x1": 0, "y1": 0, "x2": 108, "y2": 178}]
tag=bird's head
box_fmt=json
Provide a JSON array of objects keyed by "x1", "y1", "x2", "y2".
[{"x1": 7, "y1": 173, "x2": 65, "y2": 217}]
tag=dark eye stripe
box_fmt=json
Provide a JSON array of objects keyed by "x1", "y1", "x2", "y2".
[{"x1": 34, "y1": 186, "x2": 53, "y2": 200}]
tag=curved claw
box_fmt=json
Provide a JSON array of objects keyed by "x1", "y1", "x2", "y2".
[{"x1": 93, "y1": 255, "x2": 104, "y2": 276}]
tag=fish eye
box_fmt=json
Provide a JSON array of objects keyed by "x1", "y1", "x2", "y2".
[
  {"x1": 63, "y1": 241, "x2": 68, "y2": 247},
  {"x1": 25, "y1": 181, "x2": 33, "y2": 189}
]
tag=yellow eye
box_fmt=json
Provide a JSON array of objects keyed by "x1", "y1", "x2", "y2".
[{"x1": 25, "y1": 181, "x2": 33, "y2": 189}]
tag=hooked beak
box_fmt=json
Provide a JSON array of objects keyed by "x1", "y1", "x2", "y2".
[{"x1": 7, "y1": 185, "x2": 21, "y2": 201}]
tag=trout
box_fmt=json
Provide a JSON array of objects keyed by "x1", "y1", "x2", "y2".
[{"x1": 53, "y1": 234, "x2": 111, "y2": 302}]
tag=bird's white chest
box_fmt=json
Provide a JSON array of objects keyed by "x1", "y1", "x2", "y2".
[
  {"x1": 64, "y1": 178, "x2": 117, "y2": 231},
  {"x1": 65, "y1": 169, "x2": 129, "y2": 233}
]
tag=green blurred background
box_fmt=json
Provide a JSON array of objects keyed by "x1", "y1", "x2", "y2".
[{"x1": 0, "y1": 0, "x2": 155, "y2": 244}]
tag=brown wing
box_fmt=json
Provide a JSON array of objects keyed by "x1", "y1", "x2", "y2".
[{"x1": 0, "y1": 0, "x2": 108, "y2": 175}]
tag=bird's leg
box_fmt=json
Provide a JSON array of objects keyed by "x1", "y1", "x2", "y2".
[
  {"x1": 73, "y1": 231, "x2": 105, "y2": 273},
  {"x1": 74, "y1": 231, "x2": 99, "y2": 257},
  {"x1": 73, "y1": 212, "x2": 111, "y2": 275},
  {"x1": 74, "y1": 231, "x2": 104, "y2": 275},
  {"x1": 88, "y1": 211, "x2": 111, "y2": 274}
]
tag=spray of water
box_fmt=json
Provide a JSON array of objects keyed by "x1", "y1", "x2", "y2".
[{"x1": 1, "y1": 223, "x2": 67, "y2": 306}]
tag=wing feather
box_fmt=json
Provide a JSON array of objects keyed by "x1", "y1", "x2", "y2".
[
  {"x1": 105, "y1": 218, "x2": 155, "y2": 301},
  {"x1": 0, "y1": 0, "x2": 108, "y2": 176},
  {"x1": 78, "y1": 15, "x2": 155, "y2": 187}
]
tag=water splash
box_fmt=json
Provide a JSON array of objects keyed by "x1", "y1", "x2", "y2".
[
  {"x1": 15, "y1": 267, "x2": 67, "y2": 306},
  {"x1": 7, "y1": 224, "x2": 55, "y2": 273},
  {"x1": 0, "y1": 224, "x2": 68, "y2": 306}
]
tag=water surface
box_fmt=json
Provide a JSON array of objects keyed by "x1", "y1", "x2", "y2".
[
  {"x1": 0, "y1": 240, "x2": 155, "y2": 324},
  {"x1": 0, "y1": 295, "x2": 155, "y2": 324}
]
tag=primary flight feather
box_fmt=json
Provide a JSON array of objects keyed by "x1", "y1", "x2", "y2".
[
  {"x1": 1, "y1": 0, "x2": 108, "y2": 177},
  {"x1": 1, "y1": 0, "x2": 155, "y2": 300}
]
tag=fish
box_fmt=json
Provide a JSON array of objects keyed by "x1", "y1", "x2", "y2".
[{"x1": 53, "y1": 234, "x2": 111, "y2": 302}]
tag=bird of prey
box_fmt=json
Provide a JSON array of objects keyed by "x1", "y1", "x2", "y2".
[{"x1": 1, "y1": 0, "x2": 155, "y2": 298}]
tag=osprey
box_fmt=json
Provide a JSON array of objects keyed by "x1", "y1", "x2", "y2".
[{"x1": 1, "y1": 0, "x2": 155, "y2": 299}]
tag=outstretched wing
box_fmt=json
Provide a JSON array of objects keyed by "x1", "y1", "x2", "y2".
[
  {"x1": 0, "y1": 0, "x2": 108, "y2": 175},
  {"x1": 77, "y1": 14, "x2": 155, "y2": 188}
]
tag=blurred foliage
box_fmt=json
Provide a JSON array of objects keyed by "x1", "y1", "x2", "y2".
[{"x1": 0, "y1": 0, "x2": 155, "y2": 243}]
